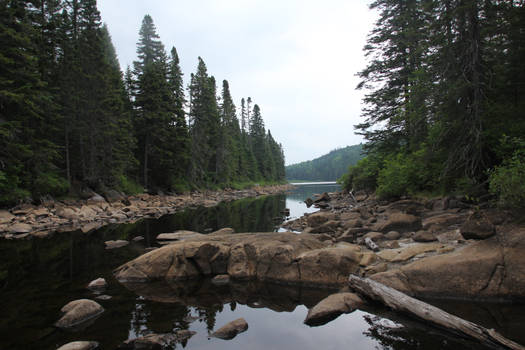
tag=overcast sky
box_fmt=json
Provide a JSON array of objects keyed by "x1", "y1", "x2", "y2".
[{"x1": 97, "y1": 0, "x2": 377, "y2": 165}]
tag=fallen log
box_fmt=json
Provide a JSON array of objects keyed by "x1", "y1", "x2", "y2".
[
  {"x1": 348, "y1": 275, "x2": 525, "y2": 350},
  {"x1": 364, "y1": 237, "x2": 379, "y2": 252}
]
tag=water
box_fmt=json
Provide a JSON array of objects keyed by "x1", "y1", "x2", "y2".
[{"x1": 0, "y1": 183, "x2": 523, "y2": 350}]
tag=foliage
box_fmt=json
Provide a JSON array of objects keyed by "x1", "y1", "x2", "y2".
[
  {"x1": 489, "y1": 138, "x2": 525, "y2": 208},
  {"x1": 339, "y1": 155, "x2": 382, "y2": 193},
  {"x1": 287, "y1": 144, "x2": 364, "y2": 181}
]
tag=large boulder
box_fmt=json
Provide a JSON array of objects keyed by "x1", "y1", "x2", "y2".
[
  {"x1": 211, "y1": 318, "x2": 248, "y2": 340},
  {"x1": 55, "y1": 299, "x2": 104, "y2": 329},
  {"x1": 87, "y1": 278, "x2": 107, "y2": 292},
  {"x1": 304, "y1": 292, "x2": 364, "y2": 326},
  {"x1": 413, "y1": 230, "x2": 437, "y2": 242},
  {"x1": 372, "y1": 226, "x2": 525, "y2": 299},
  {"x1": 114, "y1": 232, "x2": 363, "y2": 286},
  {"x1": 8, "y1": 223, "x2": 32, "y2": 234},
  {"x1": 306, "y1": 212, "x2": 337, "y2": 228},
  {"x1": 56, "y1": 207, "x2": 78, "y2": 220}
]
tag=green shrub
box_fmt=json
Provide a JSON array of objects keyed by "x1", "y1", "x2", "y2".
[
  {"x1": 117, "y1": 175, "x2": 143, "y2": 195},
  {"x1": 339, "y1": 156, "x2": 382, "y2": 192},
  {"x1": 489, "y1": 151, "x2": 525, "y2": 208}
]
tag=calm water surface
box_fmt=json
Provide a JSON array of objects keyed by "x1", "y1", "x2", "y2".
[{"x1": 0, "y1": 183, "x2": 523, "y2": 349}]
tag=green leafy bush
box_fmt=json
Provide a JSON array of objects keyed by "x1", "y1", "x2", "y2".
[
  {"x1": 118, "y1": 175, "x2": 143, "y2": 195},
  {"x1": 339, "y1": 156, "x2": 382, "y2": 192},
  {"x1": 489, "y1": 149, "x2": 525, "y2": 209}
]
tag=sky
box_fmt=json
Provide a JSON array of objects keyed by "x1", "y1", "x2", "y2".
[{"x1": 97, "y1": 0, "x2": 377, "y2": 165}]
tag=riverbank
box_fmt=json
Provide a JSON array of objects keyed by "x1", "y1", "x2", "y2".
[{"x1": 0, "y1": 184, "x2": 293, "y2": 239}]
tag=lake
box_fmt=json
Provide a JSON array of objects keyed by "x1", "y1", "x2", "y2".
[{"x1": 0, "y1": 182, "x2": 523, "y2": 349}]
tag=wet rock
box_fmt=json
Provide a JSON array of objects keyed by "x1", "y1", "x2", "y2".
[
  {"x1": 55, "y1": 299, "x2": 104, "y2": 329},
  {"x1": 120, "y1": 331, "x2": 196, "y2": 349},
  {"x1": 95, "y1": 295, "x2": 112, "y2": 301},
  {"x1": 8, "y1": 223, "x2": 32, "y2": 234},
  {"x1": 211, "y1": 318, "x2": 248, "y2": 340},
  {"x1": 57, "y1": 341, "x2": 99, "y2": 350},
  {"x1": 374, "y1": 212, "x2": 421, "y2": 233},
  {"x1": 210, "y1": 227, "x2": 235, "y2": 235},
  {"x1": 87, "y1": 278, "x2": 107, "y2": 291},
  {"x1": 413, "y1": 230, "x2": 437, "y2": 242},
  {"x1": 132, "y1": 236, "x2": 144, "y2": 242},
  {"x1": 212, "y1": 274, "x2": 230, "y2": 285},
  {"x1": 0, "y1": 210, "x2": 15, "y2": 224},
  {"x1": 105, "y1": 240, "x2": 129, "y2": 249},
  {"x1": 460, "y1": 213, "x2": 495, "y2": 240},
  {"x1": 304, "y1": 292, "x2": 364, "y2": 326}
]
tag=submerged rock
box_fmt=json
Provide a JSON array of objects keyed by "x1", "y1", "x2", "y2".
[
  {"x1": 120, "y1": 330, "x2": 196, "y2": 349},
  {"x1": 57, "y1": 341, "x2": 99, "y2": 350},
  {"x1": 211, "y1": 318, "x2": 248, "y2": 340},
  {"x1": 87, "y1": 278, "x2": 107, "y2": 291},
  {"x1": 55, "y1": 299, "x2": 104, "y2": 329},
  {"x1": 105, "y1": 240, "x2": 129, "y2": 249},
  {"x1": 304, "y1": 292, "x2": 364, "y2": 326}
]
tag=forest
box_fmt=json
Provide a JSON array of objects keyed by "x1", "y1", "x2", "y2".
[
  {"x1": 286, "y1": 144, "x2": 363, "y2": 181},
  {"x1": 0, "y1": 0, "x2": 285, "y2": 207},
  {"x1": 341, "y1": 0, "x2": 525, "y2": 208}
]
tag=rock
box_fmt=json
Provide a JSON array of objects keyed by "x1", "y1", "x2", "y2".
[
  {"x1": 310, "y1": 220, "x2": 339, "y2": 233},
  {"x1": 460, "y1": 213, "x2": 495, "y2": 240},
  {"x1": 384, "y1": 231, "x2": 401, "y2": 240},
  {"x1": 371, "y1": 227, "x2": 525, "y2": 299},
  {"x1": 365, "y1": 262, "x2": 388, "y2": 275},
  {"x1": 32, "y1": 208, "x2": 50, "y2": 218},
  {"x1": 120, "y1": 331, "x2": 196, "y2": 349},
  {"x1": 304, "y1": 293, "x2": 364, "y2": 326},
  {"x1": 0, "y1": 210, "x2": 15, "y2": 224},
  {"x1": 87, "y1": 193, "x2": 106, "y2": 205},
  {"x1": 156, "y1": 231, "x2": 204, "y2": 241},
  {"x1": 313, "y1": 192, "x2": 331, "y2": 203},
  {"x1": 211, "y1": 318, "x2": 248, "y2": 340},
  {"x1": 56, "y1": 207, "x2": 78, "y2": 220},
  {"x1": 304, "y1": 197, "x2": 314, "y2": 207},
  {"x1": 365, "y1": 237, "x2": 379, "y2": 252},
  {"x1": 78, "y1": 205, "x2": 97, "y2": 219},
  {"x1": 95, "y1": 295, "x2": 112, "y2": 301},
  {"x1": 342, "y1": 218, "x2": 363, "y2": 229},
  {"x1": 422, "y1": 212, "x2": 465, "y2": 231},
  {"x1": 211, "y1": 274, "x2": 230, "y2": 285},
  {"x1": 87, "y1": 278, "x2": 107, "y2": 291},
  {"x1": 11, "y1": 205, "x2": 34, "y2": 215},
  {"x1": 103, "y1": 189, "x2": 124, "y2": 203},
  {"x1": 105, "y1": 240, "x2": 129, "y2": 249},
  {"x1": 374, "y1": 212, "x2": 421, "y2": 233},
  {"x1": 377, "y1": 243, "x2": 443, "y2": 263},
  {"x1": 359, "y1": 252, "x2": 377, "y2": 266},
  {"x1": 8, "y1": 223, "x2": 32, "y2": 234},
  {"x1": 306, "y1": 212, "x2": 336, "y2": 228},
  {"x1": 413, "y1": 230, "x2": 437, "y2": 242},
  {"x1": 364, "y1": 231, "x2": 384, "y2": 242},
  {"x1": 132, "y1": 236, "x2": 144, "y2": 242},
  {"x1": 55, "y1": 299, "x2": 104, "y2": 329},
  {"x1": 57, "y1": 341, "x2": 99, "y2": 350},
  {"x1": 114, "y1": 232, "x2": 365, "y2": 286},
  {"x1": 210, "y1": 227, "x2": 235, "y2": 235}
]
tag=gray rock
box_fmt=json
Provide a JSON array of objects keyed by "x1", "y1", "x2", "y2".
[
  {"x1": 0, "y1": 210, "x2": 15, "y2": 224},
  {"x1": 304, "y1": 292, "x2": 364, "y2": 326},
  {"x1": 87, "y1": 278, "x2": 107, "y2": 291},
  {"x1": 211, "y1": 274, "x2": 230, "y2": 285},
  {"x1": 460, "y1": 213, "x2": 495, "y2": 240},
  {"x1": 211, "y1": 318, "x2": 248, "y2": 340},
  {"x1": 413, "y1": 230, "x2": 437, "y2": 242},
  {"x1": 55, "y1": 299, "x2": 104, "y2": 329},
  {"x1": 105, "y1": 240, "x2": 129, "y2": 249}
]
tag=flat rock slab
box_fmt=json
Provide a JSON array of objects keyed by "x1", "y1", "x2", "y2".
[
  {"x1": 156, "y1": 230, "x2": 203, "y2": 241},
  {"x1": 212, "y1": 318, "x2": 248, "y2": 340},
  {"x1": 57, "y1": 341, "x2": 99, "y2": 350},
  {"x1": 55, "y1": 299, "x2": 104, "y2": 329},
  {"x1": 304, "y1": 292, "x2": 364, "y2": 326}
]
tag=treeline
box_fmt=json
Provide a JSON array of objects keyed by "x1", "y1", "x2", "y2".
[
  {"x1": 342, "y1": 0, "x2": 525, "y2": 207},
  {"x1": 286, "y1": 144, "x2": 363, "y2": 181},
  {"x1": 0, "y1": 1, "x2": 285, "y2": 206}
]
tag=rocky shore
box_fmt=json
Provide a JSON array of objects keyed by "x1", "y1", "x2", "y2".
[
  {"x1": 0, "y1": 184, "x2": 292, "y2": 240},
  {"x1": 114, "y1": 190, "x2": 525, "y2": 301}
]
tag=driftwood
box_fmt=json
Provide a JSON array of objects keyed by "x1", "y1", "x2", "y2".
[{"x1": 348, "y1": 275, "x2": 525, "y2": 350}]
